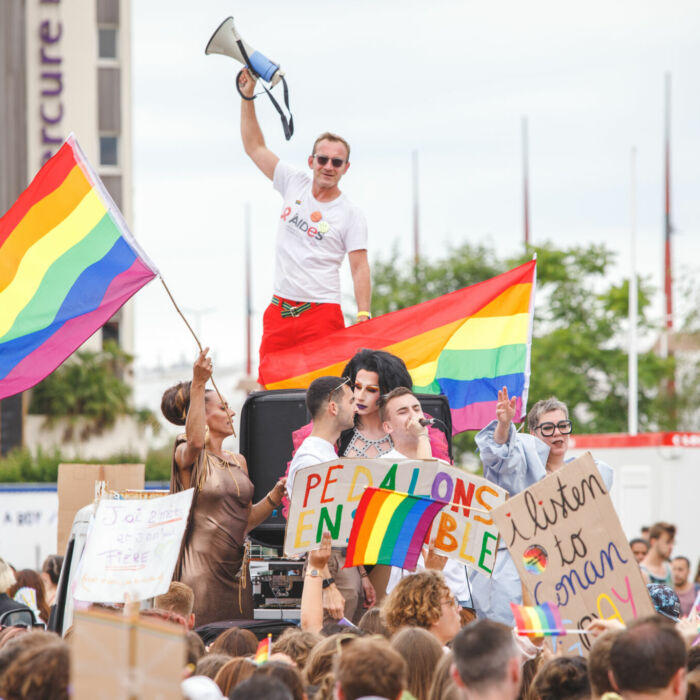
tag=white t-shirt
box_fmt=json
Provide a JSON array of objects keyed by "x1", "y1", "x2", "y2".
[
  {"x1": 272, "y1": 161, "x2": 368, "y2": 304},
  {"x1": 381, "y1": 448, "x2": 406, "y2": 460},
  {"x1": 287, "y1": 436, "x2": 338, "y2": 499}
]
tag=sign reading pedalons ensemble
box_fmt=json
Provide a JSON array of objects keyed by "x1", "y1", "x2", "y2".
[
  {"x1": 285, "y1": 458, "x2": 507, "y2": 576},
  {"x1": 491, "y1": 453, "x2": 655, "y2": 655}
]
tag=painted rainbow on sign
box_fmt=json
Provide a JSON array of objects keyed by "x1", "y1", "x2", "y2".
[
  {"x1": 259, "y1": 260, "x2": 536, "y2": 434},
  {"x1": 523, "y1": 545, "x2": 548, "y2": 574},
  {"x1": 510, "y1": 601, "x2": 566, "y2": 636},
  {"x1": 344, "y1": 487, "x2": 447, "y2": 569},
  {"x1": 0, "y1": 135, "x2": 158, "y2": 400}
]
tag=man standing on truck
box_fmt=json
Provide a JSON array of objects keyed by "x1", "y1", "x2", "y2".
[
  {"x1": 287, "y1": 375, "x2": 376, "y2": 623},
  {"x1": 238, "y1": 68, "x2": 372, "y2": 384}
]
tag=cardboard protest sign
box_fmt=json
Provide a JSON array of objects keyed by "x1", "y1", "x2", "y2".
[
  {"x1": 74, "y1": 489, "x2": 194, "y2": 603},
  {"x1": 57, "y1": 463, "x2": 145, "y2": 555},
  {"x1": 71, "y1": 608, "x2": 184, "y2": 699},
  {"x1": 285, "y1": 458, "x2": 507, "y2": 575},
  {"x1": 491, "y1": 453, "x2": 655, "y2": 654}
]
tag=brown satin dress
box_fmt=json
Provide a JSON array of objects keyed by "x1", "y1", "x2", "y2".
[{"x1": 170, "y1": 435, "x2": 255, "y2": 626}]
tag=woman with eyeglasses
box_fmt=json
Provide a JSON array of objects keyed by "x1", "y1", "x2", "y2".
[{"x1": 469, "y1": 388, "x2": 613, "y2": 625}]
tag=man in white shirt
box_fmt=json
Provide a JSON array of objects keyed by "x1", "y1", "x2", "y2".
[
  {"x1": 380, "y1": 388, "x2": 473, "y2": 608},
  {"x1": 379, "y1": 387, "x2": 433, "y2": 461},
  {"x1": 238, "y1": 69, "x2": 371, "y2": 384},
  {"x1": 287, "y1": 375, "x2": 374, "y2": 621}
]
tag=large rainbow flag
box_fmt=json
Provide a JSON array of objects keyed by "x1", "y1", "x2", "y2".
[
  {"x1": 0, "y1": 135, "x2": 158, "y2": 400},
  {"x1": 344, "y1": 487, "x2": 447, "y2": 570},
  {"x1": 260, "y1": 260, "x2": 536, "y2": 434}
]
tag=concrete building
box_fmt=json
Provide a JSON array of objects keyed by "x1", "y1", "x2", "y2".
[{"x1": 0, "y1": 0, "x2": 134, "y2": 454}]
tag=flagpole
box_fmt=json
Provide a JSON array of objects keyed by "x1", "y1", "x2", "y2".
[
  {"x1": 628, "y1": 148, "x2": 638, "y2": 436},
  {"x1": 160, "y1": 278, "x2": 236, "y2": 437},
  {"x1": 412, "y1": 150, "x2": 420, "y2": 272},
  {"x1": 522, "y1": 116, "x2": 530, "y2": 248},
  {"x1": 245, "y1": 202, "x2": 252, "y2": 378}
]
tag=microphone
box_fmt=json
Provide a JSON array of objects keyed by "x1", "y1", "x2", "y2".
[{"x1": 418, "y1": 418, "x2": 435, "y2": 427}]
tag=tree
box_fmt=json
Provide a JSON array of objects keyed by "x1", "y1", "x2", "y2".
[
  {"x1": 29, "y1": 341, "x2": 160, "y2": 440},
  {"x1": 370, "y1": 240, "x2": 676, "y2": 459}
]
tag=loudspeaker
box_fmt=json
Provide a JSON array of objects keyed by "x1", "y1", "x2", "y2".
[
  {"x1": 241, "y1": 389, "x2": 453, "y2": 549},
  {"x1": 205, "y1": 16, "x2": 283, "y2": 86}
]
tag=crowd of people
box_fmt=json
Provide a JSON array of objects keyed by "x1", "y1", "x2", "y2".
[
  {"x1": 1, "y1": 345, "x2": 699, "y2": 698},
  {"x1": 1, "y1": 559, "x2": 699, "y2": 699}
]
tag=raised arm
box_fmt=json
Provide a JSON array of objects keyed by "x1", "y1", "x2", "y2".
[
  {"x1": 493, "y1": 386, "x2": 517, "y2": 444},
  {"x1": 348, "y1": 249, "x2": 371, "y2": 322},
  {"x1": 174, "y1": 349, "x2": 212, "y2": 487},
  {"x1": 238, "y1": 68, "x2": 279, "y2": 180}
]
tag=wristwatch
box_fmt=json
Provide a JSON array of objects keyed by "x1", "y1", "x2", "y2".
[
  {"x1": 322, "y1": 577, "x2": 335, "y2": 589},
  {"x1": 306, "y1": 568, "x2": 320, "y2": 578}
]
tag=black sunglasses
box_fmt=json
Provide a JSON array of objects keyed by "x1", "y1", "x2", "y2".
[
  {"x1": 314, "y1": 154, "x2": 346, "y2": 168},
  {"x1": 534, "y1": 420, "x2": 573, "y2": 437}
]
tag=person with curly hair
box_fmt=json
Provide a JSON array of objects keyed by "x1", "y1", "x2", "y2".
[
  {"x1": 382, "y1": 571, "x2": 461, "y2": 646},
  {"x1": 271, "y1": 628, "x2": 322, "y2": 672},
  {"x1": 161, "y1": 349, "x2": 286, "y2": 625}
]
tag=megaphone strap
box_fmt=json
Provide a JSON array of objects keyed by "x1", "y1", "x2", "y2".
[
  {"x1": 234, "y1": 38, "x2": 294, "y2": 141},
  {"x1": 260, "y1": 75, "x2": 294, "y2": 141}
]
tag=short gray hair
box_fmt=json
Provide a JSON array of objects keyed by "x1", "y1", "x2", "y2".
[
  {"x1": 0, "y1": 557, "x2": 16, "y2": 593},
  {"x1": 527, "y1": 397, "x2": 569, "y2": 433}
]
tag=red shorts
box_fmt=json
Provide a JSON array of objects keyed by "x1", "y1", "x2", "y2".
[{"x1": 258, "y1": 296, "x2": 345, "y2": 384}]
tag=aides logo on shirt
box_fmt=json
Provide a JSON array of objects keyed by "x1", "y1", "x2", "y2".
[{"x1": 280, "y1": 206, "x2": 326, "y2": 241}]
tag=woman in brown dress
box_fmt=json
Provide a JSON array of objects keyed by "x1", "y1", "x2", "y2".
[{"x1": 161, "y1": 348, "x2": 286, "y2": 626}]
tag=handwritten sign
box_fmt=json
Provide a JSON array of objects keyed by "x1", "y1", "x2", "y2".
[
  {"x1": 285, "y1": 458, "x2": 507, "y2": 576},
  {"x1": 491, "y1": 453, "x2": 654, "y2": 654},
  {"x1": 74, "y1": 489, "x2": 194, "y2": 603}
]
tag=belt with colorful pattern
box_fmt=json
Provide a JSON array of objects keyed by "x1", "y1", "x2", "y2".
[{"x1": 271, "y1": 295, "x2": 317, "y2": 318}]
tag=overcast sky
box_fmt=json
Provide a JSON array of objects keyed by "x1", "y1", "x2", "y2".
[{"x1": 130, "y1": 0, "x2": 700, "y2": 374}]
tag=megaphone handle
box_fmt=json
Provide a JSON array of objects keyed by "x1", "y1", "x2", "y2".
[{"x1": 236, "y1": 68, "x2": 256, "y2": 101}]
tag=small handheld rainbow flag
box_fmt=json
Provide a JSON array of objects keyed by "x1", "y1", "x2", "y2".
[
  {"x1": 344, "y1": 487, "x2": 447, "y2": 570},
  {"x1": 0, "y1": 134, "x2": 158, "y2": 399},
  {"x1": 254, "y1": 633, "x2": 272, "y2": 664},
  {"x1": 511, "y1": 602, "x2": 566, "y2": 636}
]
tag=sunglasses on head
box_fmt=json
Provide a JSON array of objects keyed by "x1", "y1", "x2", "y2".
[
  {"x1": 328, "y1": 376, "x2": 351, "y2": 402},
  {"x1": 314, "y1": 154, "x2": 346, "y2": 168}
]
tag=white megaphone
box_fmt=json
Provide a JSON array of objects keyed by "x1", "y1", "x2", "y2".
[
  {"x1": 205, "y1": 17, "x2": 293, "y2": 140},
  {"x1": 205, "y1": 17, "x2": 284, "y2": 87}
]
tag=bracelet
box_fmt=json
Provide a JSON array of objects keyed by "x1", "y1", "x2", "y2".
[
  {"x1": 360, "y1": 571, "x2": 368, "y2": 578},
  {"x1": 266, "y1": 493, "x2": 281, "y2": 508},
  {"x1": 356, "y1": 311, "x2": 371, "y2": 319},
  {"x1": 322, "y1": 577, "x2": 335, "y2": 589}
]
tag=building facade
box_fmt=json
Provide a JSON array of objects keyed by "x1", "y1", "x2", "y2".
[{"x1": 0, "y1": 0, "x2": 134, "y2": 454}]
